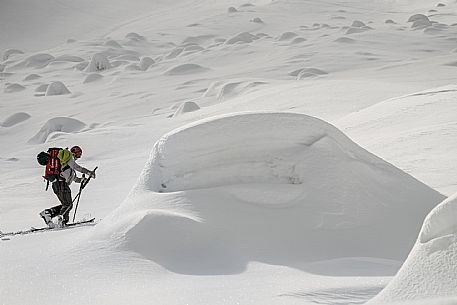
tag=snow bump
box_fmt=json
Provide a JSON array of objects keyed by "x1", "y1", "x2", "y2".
[
  {"x1": 28, "y1": 117, "x2": 86, "y2": 144},
  {"x1": 1, "y1": 112, "x2": 31, "y2": 127},
  {"x1": 165, "y1": 63, "x2": 209, "y2": 75},
  {"x1": 45, "y1": 81, "x2": 71, "y2": 96}
]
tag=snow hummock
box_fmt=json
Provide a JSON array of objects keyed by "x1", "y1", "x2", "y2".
[
  {"x1": 15, "y1": 53, "x2": 55, "y2": 69},
  {"x1": 165, "y1": 63, "x2": 208, "y2": 75},
  {"x1": 225, "y1": 32, "x2": 258, "y2": 44},
  {"x1": 85, "y1": 53, "x2": 112, "y2": 72},
  {"x1": 369, "y1": 193, "x2": 457, "y2": 304},
  {"x1": 45, "y1": 81, "x2": 71, "y2": 96},
  {"x1": 4, "y1": 83, "x2": 26, "y2": 93},
  {"x1": 1, "y1": 112, "x2": 31, "y2": 127},
  {"x1": 172, "y1": 101, "x2": 200, "y2": 117},
  {"x1": 83, "y1": 73, "x2": 103, "y2": 84},
  {"x1": 94, "y1": 112, "x2": 443, "y2": 275},
  {"x1": 27, "y1": 117, "x2": 86, "y2": 144},
  {"x1": 3, "y1": 48, "x2": 24, "y2": 60},
  {"x1": 139, "y1": 56, "x2": 155, "y2": 71}
]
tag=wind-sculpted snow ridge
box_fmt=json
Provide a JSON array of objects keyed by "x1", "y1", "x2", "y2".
[
  {"x1": 368, "y1": 193, "x2": 457, "y2": 305},
  {"x1": 94, "y1": 112, "x2": 444, "y2": 275}
]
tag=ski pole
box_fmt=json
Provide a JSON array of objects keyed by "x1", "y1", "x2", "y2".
[{"x1": 72, "y1": 167, "x2": 97, "y2": 222}]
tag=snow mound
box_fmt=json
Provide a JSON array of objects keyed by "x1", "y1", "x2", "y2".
[
  {"x1": 182, "y1": 35, "x2": 214, "y2": 45},
  {"x1": 16, "y1": 53, "x2": 55, "y2": 69},
  {"x1": 125, "y1": 32, "x2": 146, "y2": 42},
  {"x1": 225, "y1": 32, "x2": 258, "y2": 44},
  {"x1": 228, "y1": 6, "x2": 238, "y2": 13},
  {"x1": 165, "y1": 63, "x2": 209, "y2": 75},
  {"x1": 251, "y1": 17, "x2": 264, "y2": 23},
  {"x1": 4, "y1": 83, "x2": 26, "y2": 93},
  {"x1": 124, "y1": 56, "x2": 155, "y2": 70},
  {"x1": 139, "y1": 57, "x2": 155, "y2": 71},
  {"x1": 34, "y1": 84, "x2": 48, "y2": 93},
  {"x1": 3, "y1": 48, "x2": 24, "y2": 60},
  {"x1": 368, "y1": 193, "x2": 457, "y2": 304},
  {"x1": 53, "y1": 55, "x2": 84, "y2": 62},
  {"x1": 23, "y1": 74, "x2": 41, "y2": 81},
  {"x1": 335, "y1": 37, "x2": 356, "y2": 43},
  {"x1": 291, "y1": 37, "x2": 306, "y2": 44},
  {"x1": 407, "y1": 14, "x2": 432, "y2": 29},
  {"x1": 407, "y1": 14, "x2": 429, "y2": 23},
  {"x1": 85, "y1": 53, "x2": 112, "y2": 72},
  {"x1": 203, "y1": 80, "x2": 267, "y2": 101},
  {"x1": 240, "y1": 3, "x2": 254, "y2": 7},
  {"x1": 346, "y1": 21, "x2": 372, "y2": 34},
  {"x1": 95, "y1": 112, "x2": 443, "y2": 274},
  {"x1": 290, "y1": 68, "x2": 328, "y2": 79},
  {"x1": 1, "y1": 112, "x2": 31, "y2": 127},
  {"x1": 104, "y1": 40, "x2": 123, "y2": 48},
  {"x1": 83, "y1": 73, "x2": 103, "y2": 84},
  {"x1": 45, "y1": 81, "x2": 70, "y2": 96},
  {"x1": 277, "y1": 32, "x2": 298, "y2": 41},
  {"x1": 172, "y1": 101, "x2": 201, "y2": 117},
  {"x1": 28, "y1": 117, "x2": 86, "y2": 144}
]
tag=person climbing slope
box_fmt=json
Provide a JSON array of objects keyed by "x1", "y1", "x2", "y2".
[{"x1": 38, "y1": 146, "x2": 96, "y2": 227}]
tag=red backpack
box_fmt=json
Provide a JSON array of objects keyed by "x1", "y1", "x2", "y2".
[{"x1": 37, "y1": 147, "x2": 62, "y2": 189}]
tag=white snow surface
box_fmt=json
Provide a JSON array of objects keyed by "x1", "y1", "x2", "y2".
[{"x1": 1, "y1": 0, "x2": 457, "y2": 304}]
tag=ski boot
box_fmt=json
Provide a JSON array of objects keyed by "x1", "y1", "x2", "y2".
[
  {"x1": 39, "y1": 210, "x2": 54, "y2": 228},
  {"x1": 53, "y1": 215, "x2": 65, "y2": 228}
]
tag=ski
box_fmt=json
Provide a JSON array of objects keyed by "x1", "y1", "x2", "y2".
[{"x1": 0, "y1": 218, "x2": 96, "y2": 238}]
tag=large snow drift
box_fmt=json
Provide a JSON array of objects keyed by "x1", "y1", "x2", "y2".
[
  {"x1": 369, "y1": 192, "x2": 457, "y2": 304},
  {"x1": 94, "y1": 112, "x2": 444, "y2": 275}
]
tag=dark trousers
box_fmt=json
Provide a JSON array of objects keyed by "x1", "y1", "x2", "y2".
[{"x1": 46, "y1": 181, "x2": 73, "y2": 223}]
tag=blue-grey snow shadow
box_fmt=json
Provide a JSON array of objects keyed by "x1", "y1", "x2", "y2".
[{"x1": 124, "y1": 191, "x2": 407, "y2": 276}]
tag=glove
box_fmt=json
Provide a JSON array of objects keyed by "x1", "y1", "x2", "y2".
[
  {"x1": 76, "y1": 176, "x2": 88, "y2": 184},
  {"x1": 84, "y1": 169, "x2": 96, "y2": 179}
]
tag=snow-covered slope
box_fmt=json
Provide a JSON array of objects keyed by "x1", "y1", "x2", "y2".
[
  {"x1": 0, "y1": 0, "x2": 173, "y2": 52},
  {"x1": 338, "y1": 86, "x2": 457, "y2": 196},
  {"x1": 1, "y1": 0, "x2": 457, "y2": 304}
]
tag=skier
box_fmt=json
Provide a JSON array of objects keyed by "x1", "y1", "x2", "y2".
[{"x1": 39, "y1": 146, "x2": 96, "y2": 227}]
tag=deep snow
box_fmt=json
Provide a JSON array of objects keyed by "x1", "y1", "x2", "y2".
[{"x1": 1, "y1": 0, "x2": 457, "y2": 304}]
